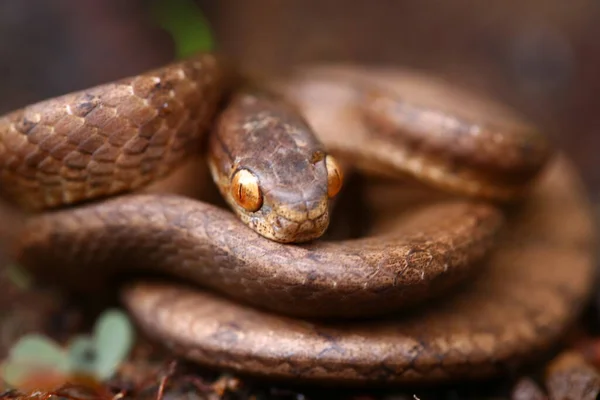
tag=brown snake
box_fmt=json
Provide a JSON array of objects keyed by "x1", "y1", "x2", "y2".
[{"x1": 0, "y1": 53, "x2": 595, "y2": 384}]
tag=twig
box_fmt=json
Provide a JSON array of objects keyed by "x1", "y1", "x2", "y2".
[{"x1": 155, "y1": 360, "x2": 177, "y2": 400}]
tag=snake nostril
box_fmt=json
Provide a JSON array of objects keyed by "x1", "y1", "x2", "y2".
[{"x1": 310, "y1": 150, "x2": 326, "y2": 164}]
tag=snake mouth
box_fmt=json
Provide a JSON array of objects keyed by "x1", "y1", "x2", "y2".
[
  {"x1": 269, "y1": 196, "x2": 331, "y2": 243},
  {"x1": 258, "y1": 208, "x2": 331, "y2": 243}
]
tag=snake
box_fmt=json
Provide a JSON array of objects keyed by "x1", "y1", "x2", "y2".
[{"x1": 0, "y1": 53, "x2": 595, "y2": 385}]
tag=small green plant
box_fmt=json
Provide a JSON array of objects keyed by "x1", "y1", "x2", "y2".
[
  {"x1": 151, "y1": 0, "x2": 214, "y2": 58},
  {"x1": 1, "y1": 309, "x2": 135, "y2": 389}
]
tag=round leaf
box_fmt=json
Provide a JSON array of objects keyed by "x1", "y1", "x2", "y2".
[
  {"x1": 92, "y1": 309, "x2": 135, "y2": 380},
  {"x1": 67, "y1": 336, "x2": 97, "y2": 376},
  {"x1": 8, "y1": 334, "x2": 68, "y2": 370},
  {"x1": 3, "y1": 334, "x2": 69, "y2": 387}
]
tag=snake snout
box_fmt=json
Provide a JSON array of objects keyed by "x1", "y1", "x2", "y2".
[
  {"x1": 260, "y1": 194, "x2": 330, "y2": 243},
  {"x1": 268, "y1": 208, "x2": 330, "y2": 243}
]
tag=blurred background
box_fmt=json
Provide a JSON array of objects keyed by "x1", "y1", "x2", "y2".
[{"x1": 0, "y1": 0, "x2": 599, "y2": 197}]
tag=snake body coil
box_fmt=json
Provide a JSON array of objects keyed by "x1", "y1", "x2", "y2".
[{"x1": 0, "y1": 54, "x2": 595, "y2": 384}]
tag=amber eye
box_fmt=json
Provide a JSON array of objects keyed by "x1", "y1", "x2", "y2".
[
  {"x1": 230, "y1": 169, "x2": 263, "y2": 212},
  {"x1": 325, "y1": 155, "x2": 343, "y2": 198}
]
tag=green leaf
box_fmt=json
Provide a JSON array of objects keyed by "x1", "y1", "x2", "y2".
[
  {"x1": 8, "y1": 334, "x2": 68, "y2": 369},
  {"x1": 151, "y1": 0, "x2": 214, "y2": 58},
  {"x1": 2, "y1": 334, "x2": 69, "y2": 387},
  {"x1": 66, "y1": 336, "x2": 97, "y2": 376},
  {"x1": 92, "y1": 309, "x2": 135, "y2": 380}
]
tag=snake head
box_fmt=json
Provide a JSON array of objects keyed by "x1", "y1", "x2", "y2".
[{"x1": 208, "y1": 90, "x2": 343, "y2": 243}]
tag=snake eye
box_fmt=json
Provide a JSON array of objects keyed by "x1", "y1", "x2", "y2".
[
  {"x1": 231, "y1": 169, "x2": 263, "y2": 212},
  {"x1": 325, "y1": 155, "x2": 343, "y2": 198}
]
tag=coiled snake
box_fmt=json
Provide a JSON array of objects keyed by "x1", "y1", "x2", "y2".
[{"x1": 0, "y1": 53, "x2": 595, "y2": 384}]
